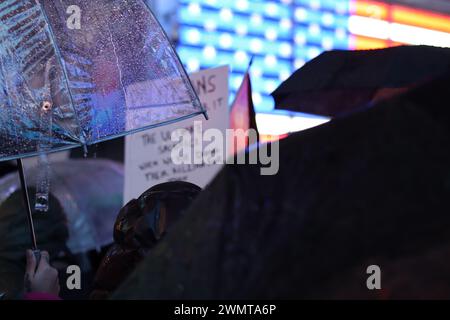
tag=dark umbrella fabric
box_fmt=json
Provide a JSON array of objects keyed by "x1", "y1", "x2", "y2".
[
  {"x1": 113, "y1": 71, "x2": 450, "y2": 299},
  {"x1": 272, "y1": 45, "x2": 450, "y2": 117}
]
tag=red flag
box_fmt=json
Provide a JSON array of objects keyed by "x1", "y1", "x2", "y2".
[{"x1": 229, "y1": 68, "x2": 259, "y2": 154}]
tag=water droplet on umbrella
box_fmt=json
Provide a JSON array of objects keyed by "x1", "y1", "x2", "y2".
[{"x1": 35, "y1": 194, "x2": 49, "y2": 212}]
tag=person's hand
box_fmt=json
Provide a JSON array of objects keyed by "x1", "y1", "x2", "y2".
[{"x1": 24, "y1": 250, "x2": 60, "y2": 296}]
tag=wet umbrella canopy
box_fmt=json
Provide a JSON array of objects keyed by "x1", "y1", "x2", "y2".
[
  {"x1": 0, "y1": 0, "x2": 205, "y2": 161},
  {"x1": 272, "y1": 45, "x2": 450, "y2": 117}
]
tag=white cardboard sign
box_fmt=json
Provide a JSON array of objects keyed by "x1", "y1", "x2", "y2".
[{"x1": 124, "y1": 66, "x2": 229, "y2": 203}]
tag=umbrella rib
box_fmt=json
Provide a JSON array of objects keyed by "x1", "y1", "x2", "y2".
[
  {"x1": 127, "y1": 100, "x2": 194, "y2": 110},
  {"x1": 36, "y1": 2, "x2": 87, "y2": 146},
  {"x1": 106, "y1": 23, "x2": 128, "y2": 111}
]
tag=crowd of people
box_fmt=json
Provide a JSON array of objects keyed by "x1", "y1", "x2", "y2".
[{"x1": 1, "y1": 68, "x2": 450, "y2": 300}]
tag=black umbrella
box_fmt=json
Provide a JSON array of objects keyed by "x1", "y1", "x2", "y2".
[
  {"x1": 113, "y1": 71, "x2": 450, "y2": 299},
  {"x1": 272, "y1": 45, "x2": 450, "y2": 117}
]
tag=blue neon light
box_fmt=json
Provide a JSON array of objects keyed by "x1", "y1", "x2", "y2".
[{"x1": 177, "y1": 0, "x2": 352, "y2": 112}]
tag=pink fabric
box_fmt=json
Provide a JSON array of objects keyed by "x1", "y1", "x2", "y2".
[
  {"x1": 230, "y1": 73, "x2": 251, "y2": 133},
  {"x1": 230, "y1": 72, "x2": 256, "y2": 155},
  {"x1": 23, "y1": 292, "x2": 61, "y2": 300}
]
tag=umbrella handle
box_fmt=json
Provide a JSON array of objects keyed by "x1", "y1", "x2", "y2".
[{"x1": 33, "y1": 250, "x2": 41, "y2": 270}]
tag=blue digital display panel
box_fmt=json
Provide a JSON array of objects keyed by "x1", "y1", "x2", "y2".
[{"x1": 177, "y1": 0, "x2": 352, "y2": 112}]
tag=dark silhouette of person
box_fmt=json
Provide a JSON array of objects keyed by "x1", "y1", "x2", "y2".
[{"x1": 90, "y1": 181, "x2": 201, "y2": 299}]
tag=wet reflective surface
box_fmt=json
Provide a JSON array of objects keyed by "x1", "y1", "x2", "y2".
[{"x1": 0, "y1": 0, "x2": 204, "y2": 160}]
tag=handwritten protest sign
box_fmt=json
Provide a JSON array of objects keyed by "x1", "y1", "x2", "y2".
[{"x1": 124, "y1": 66, "x2": 229, "y2": 203}]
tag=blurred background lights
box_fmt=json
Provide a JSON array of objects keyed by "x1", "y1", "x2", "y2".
[
  {"x1": 233, "y1": 77, "x2": 243, "y2": 90},
  {"x1": 295, "y1": 7, "x2": 307, "y2": 21},
  {"x1": 266, "y1": 2, "x2": 280, "y2": 17},
  {"x1": 322, "y1": 13, "x2": 335, "y2": 27},
  {"x1": 219, "y1": 33, "x2": 233, "y2": 49},
  {"x1": 310, "y1": 0, "x2": 321, "y2": 10},
  {"x1": 250, "y1": 13, "x2": 264, "y2": 26},
  {"x1": 264, "y1": 55, "x2": 278, "y2": 67},
  {"x1": 187, "y1": 3, "x2": 201, "y2": 15},
  {"x1": 279, "y1": 42, "x2": 292, "y2": 57},
  {"x1": 265, "y1": 28, "x2": 278, "y2": 41},
  {"x1": 256, "y1": 112, "x2": 330, "y2": 136},
  {"x1": 279, "y1": 70, "x2": 291, "y2": 81},
  {"x1": 219, "y1": 8, "x2": 233, "y2": 22},
  {"x1": 265, "y1": 80, "x2": 278, "y2": 93},
  {"x1": 307, "y1": 47, "x2": 321, "y2": 59},
  {"x1": 335, "y1": 2, "x2": 347, "y2": 15},
  {"x1": 280, "y1": 18, "x2": 293, "y2": 30},
  {"x1": 252, "y1": 92, "x2": 263, "y2": 106},
  {"x1": 250, "y1": 38, "x2": 264, "y2": 53},
  {"x1": 321, "y1": 37, "x2": 334, "y2": 50},
  {"x1": 335, "y1": 28, "x2": 347, "y2": 40},
  {"x1": 236, "y1": 0, "x2": 249, "y2": 11},
  {"x1": 234, "y1": 50, "x2": 249, "y2": 63},
  {"x1": 236, "y1": 24, "x2": 249, "y2": 36},
  {"x1": 294, "y1": 33, "x2": 306, "y2": 45},
  {"x1": 176, "y1": 0, "x2": 450, "y2": 134},
  {"x1": 187, "y1": 59, "x2": 201, "y2": 72},
  {"x1": 203, "y1": 46, "x2": 217, "y2": 59},
  {"x1": 204, "y1": 20, "x2": 217, "y2": 32},
  {"x1": 308, "y1": 24, "x2": 321, "y2": 36},
  {"x1": 294, "y1": 58, "x2": 306, "y2": 69},
  {"x1": 251, "y1": 67, "x2": 263, "y2": 78},
  {"x1": 186, "y1": 28, "x2": 201, "y2": 45}
]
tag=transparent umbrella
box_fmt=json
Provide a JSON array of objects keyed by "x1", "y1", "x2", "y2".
[
  {"x1": 0, "y1": 0, "x2": 206, "y2": 253},
  {"x1": 0, "y1": 159, "x2": 124, "y2": 254}
]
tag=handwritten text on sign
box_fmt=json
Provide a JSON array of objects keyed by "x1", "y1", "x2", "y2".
[{"x1": 124, "y1": 66, "x2": 229, "y2": 203}]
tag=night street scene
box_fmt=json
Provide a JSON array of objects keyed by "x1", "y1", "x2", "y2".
[{"x1": 1, "y1": 0, "x2": 450, "y2": 314}]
